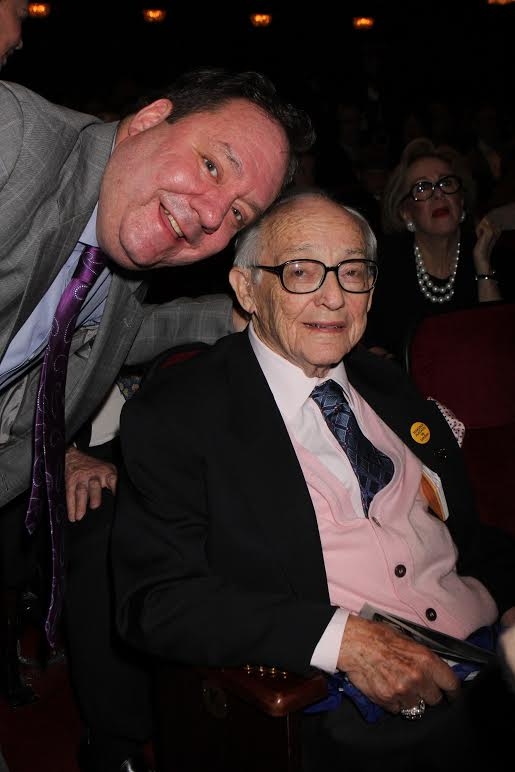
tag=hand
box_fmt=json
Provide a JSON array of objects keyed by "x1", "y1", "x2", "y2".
[
  {"x1": 336, "y1": 616, "x2": 460, "y2": 715},
  {"x1": 500, "y1": 606, "x2": 515, "y2": 627},
  {"x1": 473, "y1": 215, "x2": 502, "y2": 274},
  {"x1": 65, "y1": 446, "x2": 117, "y2": 522}
]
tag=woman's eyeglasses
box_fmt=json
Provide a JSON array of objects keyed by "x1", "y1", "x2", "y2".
[{"x1": 402, "y1": 174, "x2": 463, "y2": 203}]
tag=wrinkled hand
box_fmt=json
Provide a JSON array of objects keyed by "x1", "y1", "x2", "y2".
[
  {"x1": 65, "y1": 446, "x2": 117, "y2": 522},
  {"x1": 337, "y1": 616, "x2": 460, "y2": 715}
]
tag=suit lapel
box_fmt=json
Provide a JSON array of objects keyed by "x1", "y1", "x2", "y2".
[
  {"x1": 4, "y1": 121, "x2": 117, "y2": 354},
  {"x1": 222, "y1": 334, "x2": 330, "y2": 603},
  {"x1": 64, "y1": 272, "x2": 146, "y2": 440}
]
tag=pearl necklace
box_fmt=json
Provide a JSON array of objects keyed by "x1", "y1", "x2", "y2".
[{"x1": 414, "y1": 241, "x2": 460, "y2": 303}]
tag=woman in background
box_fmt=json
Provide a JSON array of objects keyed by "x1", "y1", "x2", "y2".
[{"x1": 364, "y1": 137, "x2": 506, "y2": 362}]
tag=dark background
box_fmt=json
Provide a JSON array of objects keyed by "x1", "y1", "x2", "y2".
[{"x1": 3, "y1": 0, "x2": 515, "y2": 113}]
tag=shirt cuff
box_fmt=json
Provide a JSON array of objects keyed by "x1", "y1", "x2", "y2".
[{"x1": 310, "y1": 607, "x2": 350, "y2": 674}]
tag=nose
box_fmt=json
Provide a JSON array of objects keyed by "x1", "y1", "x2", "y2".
[
  {"x1": 317, "y1": 269, "x2": 345, "y2": 308},
  {"x1": 191, "y1": 191, "x2": 231, "y2": 234}
]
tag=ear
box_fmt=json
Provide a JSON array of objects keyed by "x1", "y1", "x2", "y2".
[
  {"x1": 229, "y1": 267, "x2": 256, "y2": 314},
  {"x1": 398, "y1": 204, "x2": 410, "y2": 227},
  {"x1": 126, "y1": 98, "x2": 173, "y2": 135}
]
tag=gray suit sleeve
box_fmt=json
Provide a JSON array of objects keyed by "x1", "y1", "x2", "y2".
[{"x1": 124, "y1": 293, "x2": 235, "y2": 366}]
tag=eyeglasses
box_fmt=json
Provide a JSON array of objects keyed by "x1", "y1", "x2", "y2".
[
  {"x1": 253, "y1": 258, "x2": 378, "y2": 294},
  {"x1": 402, "y1": 174, "x2": 463, "y2": 203}
]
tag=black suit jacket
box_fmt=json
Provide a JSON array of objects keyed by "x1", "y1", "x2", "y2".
[{"x1": 112, "y1": 332, "x2": 515, "y2": 674}]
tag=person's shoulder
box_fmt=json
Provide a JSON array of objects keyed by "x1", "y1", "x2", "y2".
[
  {"x1": 121, "y1": 335, "x2": 244, "y2": 435},
  {"x1": 141, "y1": 333, "x2": 242, "y2": 393},
  {"x1": 346, "y1": 343, "x2": 419, "y2": 398},
  {"x1": 0, "y1": 80, "x2": 105, "y2": 137},
  {"x1": 0, "y1": 80, "x2": 56, "y2": 114}
]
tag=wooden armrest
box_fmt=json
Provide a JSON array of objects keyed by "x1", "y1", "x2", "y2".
[
  {"x1": 155, "y1": 664, "x2": 328, "y2": 772},
  {"x1": 198, "y1": 665, "x2": 328, "y2": 717},
  {"x1": 156, "y1": 662, "x2": 327, "y2": 717}
]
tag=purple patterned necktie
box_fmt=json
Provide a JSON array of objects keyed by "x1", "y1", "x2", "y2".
[
  {"x1": 311, "y1": 379, "x2": 394, "y2": 516},
  {"x1": 25, "y1": 245, "x2": 106, "y2": 647}
]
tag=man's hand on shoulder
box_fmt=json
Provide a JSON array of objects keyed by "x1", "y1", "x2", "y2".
[{"x1": 65, "y1": 446, "x2": 117, "y2": 522}]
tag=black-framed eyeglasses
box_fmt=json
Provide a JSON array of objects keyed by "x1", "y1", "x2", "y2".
[
  {"x1": 402, "y1": 174, "x2": 463, "y2": 203},
  {"x1": 253, "y1": 258, "x2": 378, "y2": 294}
]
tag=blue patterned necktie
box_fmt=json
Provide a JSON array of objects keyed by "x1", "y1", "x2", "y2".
[
  {"x1": 311, "y1": 379, "x2": 394, "y2": 516},
  {"x1": 25, "y1": 245, "x2": 107, "y2": 648}
]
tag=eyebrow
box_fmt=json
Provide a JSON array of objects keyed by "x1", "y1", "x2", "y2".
[
  {"x1": 282, "y1": 244, "x2": 366, "y2": 258},
  {"x1": 218, "y1": 141, "x2": 262, "y2": 218},
  {"x1": 412, "y1": 174, "x2": 450, "y2": 184}
]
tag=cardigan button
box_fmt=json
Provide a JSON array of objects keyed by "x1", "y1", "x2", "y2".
[
  {"x1": 426, "y1": 608, "x2": 437, "y2": 621},
  {"x1": 394, "y1": 564, "x2": 406, "y2": 578}
]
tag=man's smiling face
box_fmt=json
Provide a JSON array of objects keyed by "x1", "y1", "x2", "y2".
[{"x1": 97, "y1": 98, "x2": 289, "y2": 271}]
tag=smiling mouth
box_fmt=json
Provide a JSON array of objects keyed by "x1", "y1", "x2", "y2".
[
  {"x1": 162, "y1": 206, "x2": 184, "y2": 238},
  {"x1": 306, "y1": 322, "x2": 345, "y2": 329}
]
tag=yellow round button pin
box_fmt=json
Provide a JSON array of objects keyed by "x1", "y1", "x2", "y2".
[{"x1": 410, "y1": 422, "x2": 430, "y2": 444}]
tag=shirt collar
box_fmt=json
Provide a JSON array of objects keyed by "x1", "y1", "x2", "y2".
[
  {"x1": 248, "y1": 321, "x2": 351, "y2": 422},
  {"x1": 79, "y1": 203, "x2": 100, "y2": 248}
]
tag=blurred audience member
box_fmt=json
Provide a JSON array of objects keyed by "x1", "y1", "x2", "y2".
[
  {"x1": 364, "y1": 138, "x2": 508, "y2": 361},
  {"x1": 463, "y1": 97, "x2": 515, "y2": 215}
]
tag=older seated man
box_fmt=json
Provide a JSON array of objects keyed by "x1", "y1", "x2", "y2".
[{"x1": 112, "y1": 189, "x2": 515, "y2": 772}]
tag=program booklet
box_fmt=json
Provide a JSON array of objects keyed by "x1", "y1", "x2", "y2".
[{"x1": 360, "y1": 603, "x2": 496, "y2": 666}]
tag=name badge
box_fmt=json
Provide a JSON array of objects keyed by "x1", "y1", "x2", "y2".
[{"x1": 410, "y1": 421, "x2": 430, "y2": 444}]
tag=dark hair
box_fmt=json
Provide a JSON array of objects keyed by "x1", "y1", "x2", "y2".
[{"x1": 136, "y1": 66, "x2": 315, "y2": 189}]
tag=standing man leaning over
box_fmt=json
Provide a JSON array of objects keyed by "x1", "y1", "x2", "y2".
[
  {"x1": 113, "y1": 189, "x2": 515, "y2": 772},
  {"x1": 0, "y1": 68, "x2": 314, "y2": 772}
]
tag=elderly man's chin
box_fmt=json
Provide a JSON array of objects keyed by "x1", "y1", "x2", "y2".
[
  {"x1": 310, "y1": 333, "x2": 359, "y2": 363},
  {"x1": 300, "y1": 346, "x2": 353, "y2": 378}
]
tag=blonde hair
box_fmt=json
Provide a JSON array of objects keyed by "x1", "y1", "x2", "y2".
[{"x1": 381, "y1": 137, "x2": 477, "y2": 234}]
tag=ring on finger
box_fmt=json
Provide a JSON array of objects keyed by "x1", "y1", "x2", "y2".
[{"x1": 400, "y1": 699, "x2": 426, "y2": 720}]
